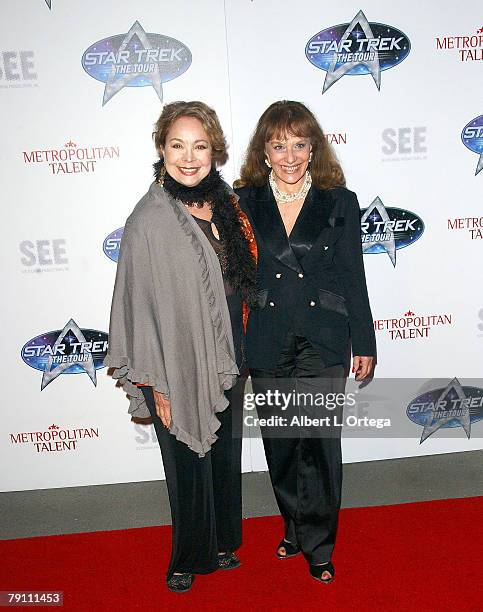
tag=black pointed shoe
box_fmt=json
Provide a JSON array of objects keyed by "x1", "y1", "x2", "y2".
[
  {"x1": 217, "y1": 552, "x2": 241, "y2": 570},
  {"x1": 309, "y1": 561, "x2": 335, "y2": 584},
  {"x1": 166, "y1": 573, "x2": 195, "y2": 593}
]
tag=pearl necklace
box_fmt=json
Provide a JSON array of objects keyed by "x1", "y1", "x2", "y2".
[{"x1": 269, "y1": 170, "x2": 312, "y2": 204}]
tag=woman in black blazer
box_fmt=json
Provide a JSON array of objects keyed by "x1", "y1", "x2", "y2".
[{"x1": 235, "y1": 100, "x2": 376, "y2": 584}]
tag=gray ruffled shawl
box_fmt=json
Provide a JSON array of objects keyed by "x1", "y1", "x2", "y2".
[{"x1": 104, "y1": 181, "x2": 239, "y2": 456}]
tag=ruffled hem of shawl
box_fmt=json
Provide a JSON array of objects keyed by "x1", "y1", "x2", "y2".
[
  {"x1": 169, "y1": 391, "x2": 230, "y2": 458},
  {"x1": 104, "y1": 354, "x2": 169, "y2": 419},
  {"x1": 105, "y1": 353, "x2": 237, "y2": 457}
]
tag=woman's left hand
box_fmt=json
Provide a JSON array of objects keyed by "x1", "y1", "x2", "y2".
[{"x1": 352, "y1": 356, "x2": 375, "y2": 380}]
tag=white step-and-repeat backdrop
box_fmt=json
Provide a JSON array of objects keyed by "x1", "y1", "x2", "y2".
[{"x1": 2, "y1": 0, "x2": 482, "y2": 491}]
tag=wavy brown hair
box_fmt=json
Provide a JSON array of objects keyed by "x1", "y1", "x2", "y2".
[
  {"x1": 153, "y1": 101, "x2": 228, "y2": 166},
  {"x1": 234, "y1": 100, "x2": 345, "y2": 189}
]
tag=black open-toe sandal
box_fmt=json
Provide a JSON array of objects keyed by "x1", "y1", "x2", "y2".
[
  {"x1": 276, "y1": 538, "x2": 301, "y2": 560},
  {"x1": 309, "y1": 561, "x2": 335, "y2": 584}
]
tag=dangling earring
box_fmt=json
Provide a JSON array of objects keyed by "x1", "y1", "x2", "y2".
[
  {"x1": 309, "y1": 152, "x2": 313, "y2": 163},
  {"x1": 156, "y1": 160, "x2": 166, "y2": 185},
  {"x1": 265, "y1": 157, "x2": 272, "y2": 168}
]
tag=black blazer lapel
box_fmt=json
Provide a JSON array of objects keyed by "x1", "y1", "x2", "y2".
[
  {"x1": 300, "y1": 188, "x2": 347, "y2": 272},
  {"x1": 245, "y1": 184, "x2": 303, "y2": 273},
  {"x1": 288, "y1": 187, "x2": 334, "y2": 260}
]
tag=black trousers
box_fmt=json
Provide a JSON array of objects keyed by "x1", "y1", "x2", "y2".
[
  {"x1": 141, "y1": 377, "x2": 245, "y2": 579},
  {"x1": 250, "y1": 332, "x2": 346, "y2": 565}
]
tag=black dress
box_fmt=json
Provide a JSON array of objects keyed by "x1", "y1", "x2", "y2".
[
  {"x1": 193, "y1": 217, "x2": 244, "y2": 369},
  {"x1": 141, "y1": 215, "x2": 244, "y2": 580}
]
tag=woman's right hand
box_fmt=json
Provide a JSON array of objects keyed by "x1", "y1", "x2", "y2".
[{"x1": 153, "y1": 390, "x2": 172, "y2": 428}]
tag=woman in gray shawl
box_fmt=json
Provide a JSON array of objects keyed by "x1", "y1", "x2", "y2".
[{"x1": 105, "y1": 101, "x2": 257, "y2": 593}]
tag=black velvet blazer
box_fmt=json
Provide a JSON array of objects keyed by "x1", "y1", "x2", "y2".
[{"x1": 235, "y1": 183, "x2": 377, "y2": 371}]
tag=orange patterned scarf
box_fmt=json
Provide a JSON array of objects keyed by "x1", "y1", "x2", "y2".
[{"x1": 231, "y1": 195, "x2": 258, "y2": 332}]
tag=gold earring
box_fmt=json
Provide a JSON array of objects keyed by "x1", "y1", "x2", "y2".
[{"x1": 157, "y1": 162, "x2": 166, "y2": 185}]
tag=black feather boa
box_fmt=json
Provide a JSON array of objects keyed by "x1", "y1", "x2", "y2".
[{"x1": 154, "y1": 161, "x2": 257, "y2": 308}]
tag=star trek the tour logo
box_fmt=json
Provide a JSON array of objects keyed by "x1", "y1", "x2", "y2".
[
  {"x1": 436, "y1": 26, "x2": 483, "y2": 61},
  {"x1": 21, "y1": 319, "x2": 108, "y2": 390},
  {"x1": 407, "y1": 379, "x2": 483, "y2": 443},
  {"x1": 374, "y1": 310, "x2": 452, "y2": 340},
  {"x1": 361, "y1": 197, "x2": 424, "y2": 267},
  {"x1": 23, "y1": 140, "x2": 119, "y2": 175},
  {"x1": 461, "y1": 115, "x2": 483, "y2": 176},
  {"x1": 82, "y1": 21, "x2": 192, "y2": 105},
  {"x1": 305, "y1": 10, "x2": 410, "y2": 93},
  {"x1": 103, "y1": 227, "x2": 124, "y2": 262}
]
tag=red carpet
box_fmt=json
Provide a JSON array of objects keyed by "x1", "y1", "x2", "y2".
[{"x1": 1, "y1": 496, "x2": 482, "y2": 611}]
